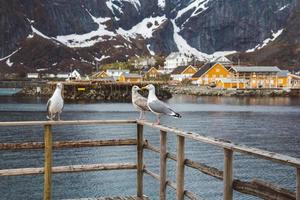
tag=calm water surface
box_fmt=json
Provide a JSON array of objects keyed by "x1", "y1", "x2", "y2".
[{"x1": 0, "y1": 95, "x2": 299, "y2": 200}]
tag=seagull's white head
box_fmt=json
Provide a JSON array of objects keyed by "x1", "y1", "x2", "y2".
[
  {"x1": 142, "y1": 84, "x2": 155, "y2": 92},
  {"x1": 56, "y1": 82, "x2": 63, "y2": 90},
  {"x1": 132, "y1": 85, "x2": 141, "y2": 93}
]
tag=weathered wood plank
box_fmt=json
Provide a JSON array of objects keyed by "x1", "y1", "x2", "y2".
[
  {"x1": 137, "y1": 124, "x2": 144, "y2": 198},
  {"x1": 0, "y1": 163, "x2": 137, "y2": 176},
  {"x1": 0, "y1": 120, "x2": 136, "y2": 127},
  {"x1": 144, "y1": 169, "x2": 203, "y2": 200},
  {"x1": 0, "y1": 139, "x2": 137, "y2": 150},
  {"x1": 233, "y1": 179, "x2": 296, "y2": 200},
  {"x1": 176, "y1": 136, "x2": 185, "y2": 200},
  {"x1": 159, "y1": 131, "x2": 167, "y2": 200},
  {"x1": 223, "y1": 149, "x2": 233, "y2": 200},
  {"x1": 297, "y1": 168, "x2": 300, "y2": 200},
  {"x1": 138, "y1": 121, "x2": 300, "y2": 168},
  {"x1": 63, "y1": 195, "x2": 150, "y2": 200},
  {"x1": 144, "y1": 142, "x2": 223, "y2": 180},
  {"x1": 44, "y1": 124, "x2": 52, "y2": 200}
]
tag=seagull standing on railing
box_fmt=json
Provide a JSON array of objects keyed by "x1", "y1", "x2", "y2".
[
  {"x1": 132, "y1": 85, "x2": 150, "y2": 120},
  {"x1": 142, "y1": 84, "x2": 181, "y2": 124},
  {"x1": 46, "y1": 82, "x2": 64, "y2": 120}
]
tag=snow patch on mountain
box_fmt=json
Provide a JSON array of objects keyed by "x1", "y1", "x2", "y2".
[
  {"x1": 278, "y1": 4, "x2": 289, "y2": 11},
  {"x1": 32, "y1": 26, "x2": 51, "y2": 40},
  {"x1": 246, "y1": 29, "x2": 284, "y2": 52},
  {"x1": 106, "y1": 0, "x2": 141, "y2": 13},
  {"x1": 0, "y1": 48, "x2": 20, "y2": 61},
  {"x1": 171, "y1": 20, "x2": 208, "y2": 60},
  {"x1": 147, "y1": 44, "x2": 155, "y2": 55},
  {"x1": 6, "y1": 58, "x2": 13, "y2": 67},
  {"x1": 55, "y1": 11, "x2": 115, "y2": 48},
  {"x1": 158, "y1": 0, "x2": 166, "y2": 9},
  {"x1": 176, "y1": 0, "x2": 210, "y2": 19},
  {"x1": 95, "y1": 55, "x2": 111, "y2": 62},
  {"x1": 117, "y1": 16, "x2": 167, "y2": 39}
]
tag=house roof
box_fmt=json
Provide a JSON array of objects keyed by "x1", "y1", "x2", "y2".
[
  {"x1": 277, "y1": 70, "x2": 289, "y2": 77},
  {"x1": 122, "y1": 73, "x2": 142, "y2": 78},
  {"x1": 213, "y1": 56, "x2": 232, "y2": 63},
  {"x1": 106, "y1": 69, "x2": 130, "y2": 72},
  {"x1": 171, "y1": 66, "x2": 195, "y2": 74},
  {"x1": 192, "y1": 62, "x2": 217, "y2": 78},
  {"x1": 231, "y1": 66, "x2": 281, "y2": 73}
]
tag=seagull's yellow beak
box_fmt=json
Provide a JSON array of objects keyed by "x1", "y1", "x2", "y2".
[{"x1": 141, "y1": 86, "x2": 147, "y2": 90}]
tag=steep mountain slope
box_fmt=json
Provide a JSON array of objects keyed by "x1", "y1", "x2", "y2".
[
  {"x1": 229, "y1": 0, "x2": 300, "y2": 71},
  {"x1": 0, "y1": 0, "x2": 298, "y2": 74}
]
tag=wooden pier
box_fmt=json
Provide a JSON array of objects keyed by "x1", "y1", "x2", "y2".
[{"x1": 0, "y1": 119, "x2": 300, "y2": 200}]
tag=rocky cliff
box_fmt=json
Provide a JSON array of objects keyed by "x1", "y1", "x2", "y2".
[{"x1": 0, "y1": 0, "x2": 299, "y2": 75}]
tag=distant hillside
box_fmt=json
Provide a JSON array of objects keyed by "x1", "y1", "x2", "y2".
[{"x1": 0, "y1": 0, "x2": 299, "y2": 75}]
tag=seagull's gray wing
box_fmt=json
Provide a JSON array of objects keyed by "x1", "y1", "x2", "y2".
[
  {"x1": 134, "y1": 96, "x2": 150, "y2": 111},
  {"x1": 148, "y1": 99, "x2": 174, "y2": 115}
]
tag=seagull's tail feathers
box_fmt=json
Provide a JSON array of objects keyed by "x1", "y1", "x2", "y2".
[{"x1": 171, "y1": 112, "x2": 182, "y2": 118}]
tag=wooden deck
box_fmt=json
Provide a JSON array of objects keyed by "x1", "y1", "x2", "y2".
[{"x1": 65, "y1": 196, "x2": 149, "y2": 200}]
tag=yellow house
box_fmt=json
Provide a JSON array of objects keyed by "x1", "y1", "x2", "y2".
[
  {"x1": 192, "y1": 62, "x2": 231, "y2": 85},
  {"x1": 276, "y1": 70, "x2": 290, "y2": 88},
  {"x1": 119, "y1": 73, "x2": 143, "y2": 83},
  {"x1": 171, "y1": 65, "x2": 198, "y2": 81},
  {"x1": 92, "y1": 71, "x2": 109, "y2": 79},
  {"x1": 145, "y1": 67, "x2": 160, "y2": 79},
  {"x1": 216, "y1": 78, "x2": 246, "y2": 89},
  {"x1": 230, "y1": 66, "x2": 281, "y2": 88}
]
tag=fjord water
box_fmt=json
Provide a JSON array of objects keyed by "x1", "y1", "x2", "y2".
[{"x1": 0, "y1": 95, "x2": 299, "y2": 200}]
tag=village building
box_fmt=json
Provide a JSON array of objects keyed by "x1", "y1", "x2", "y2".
[
  {"x1": 216, "y1": 78, "x2": 246, "y2": 89},
  {"x1": 56, "y1": 72, "x2": 69, "y2": 79},
  {"x1": 144, "y1": 67, "x2": 160, "y2": 80},
  {"x1": 277, "y1": 70, "x2": 290, "y2": 88},
  {"x1": 106, "y1": 69, "x2": 130, "y2": 80},
  {"x1": 119, "y1": 73, "x2": 143, "y2": 83},
  {"x1": 27, "y1": 73, "x2": 40, "y2": 79},
  {"x1": 170, "y1": 65, "x2": 197, "y2": 81},
  {"x1": 67, "y1": 69, "x2": 81, "y2": 81},
  {"x1": 230, "y1": 66, "x2": 281, "y2": 88},
  {"x1": 134, "y1": 57, "x2": 156, "y2": 69},
  {"x1": 192, "y1": 62, "x2": 231, "y2": 86},
  {"x1": 91, "y1": 71, "x2": 110, "y2": 79},
  {"x1": 212, "y1": 56, "x2": 233, "y2": 68},
  {"x1": 164, "y1": 52, "x2": 192, "y2": 73},
  {"x1": 289, "y1": 74, "x2": 300, "y2": 88}
]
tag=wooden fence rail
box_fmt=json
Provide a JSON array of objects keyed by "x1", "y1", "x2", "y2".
[{"x1": 0, "y1": 119, "x2": 300, "y2": 200}]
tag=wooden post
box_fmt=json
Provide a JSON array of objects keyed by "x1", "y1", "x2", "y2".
[
  {"x1": 160, "y1": 131, "x2": 167, "y2": 200},
  {"x1": 176, "y1": 135, "x2": 185, "y2": 200},
  {"x1": 44, "y1": 125, "x2": 53, "y2": 200},
  {"x1": 297, "y1": 168, "x2": 300, "y2": 200},
  {"x1": 137, "y1": 124, "x2": 144, "y2": 198},
  {"x1": 223, "y1": 148, "x2": 233, "y2": 200}
]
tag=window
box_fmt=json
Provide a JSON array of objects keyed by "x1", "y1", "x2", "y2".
[
  {"x1": 212, "y1": 75, "x2": 216, "y2": 78},
  {"x1": 216, "y1": 68, "x2": 220, "y2": 72},
  {"x1": 219, "y1": 74, "x2": 223, "y2": 78}
]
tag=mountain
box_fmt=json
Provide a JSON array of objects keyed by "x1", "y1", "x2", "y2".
[{"x1": 0, "y1": 0, "x2": 299, "y2": 75}]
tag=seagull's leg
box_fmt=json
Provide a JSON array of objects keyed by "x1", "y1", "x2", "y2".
[
  {"x1": 141, "y1": 111, "x2": 145, "y2": 120},
  {"x1": 155, "y1": 115, "x2": 160, "y2": 125},
  {"x1": 58, "y1": 113, "x2": 61, "y2": 121},
  {"x1": 138, "y1": 111, "x2": 142, "y2": 120}
]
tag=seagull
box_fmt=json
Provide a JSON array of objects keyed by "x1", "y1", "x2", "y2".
[
  {"x1": 132, "y1": 85, "x2": 150, "y2": 120},
  {"x1": 142, "y1": 84, "x2": 181, "y2": 124},
  {"x1": 46, "y1": 82, "x2": 64, "y2": 120}
]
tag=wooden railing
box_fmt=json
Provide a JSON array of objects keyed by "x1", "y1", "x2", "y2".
[{"x1": 0, "y1": 120, "x2": 299, "y2": 200}]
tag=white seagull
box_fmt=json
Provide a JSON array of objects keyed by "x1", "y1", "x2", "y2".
[
  {"x1": 142, "y1": 84, "x2": 181, "y2": 124},
  {"x1": 132, "y1": 85, "x2": 150, "y2": 120},
  {"x1": 46, "y1": 82, "x2": 64, "y2": 120}
]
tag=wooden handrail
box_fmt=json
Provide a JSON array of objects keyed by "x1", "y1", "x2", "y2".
[
  {"x1": 0, "y1": 119, "x2": 136, "y2": 127},
  {"x1": 138, "y1": 120, "x2": 300, "y2": 168}
]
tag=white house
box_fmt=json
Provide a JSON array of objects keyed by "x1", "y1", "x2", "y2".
[
  {"x1": 27, "y1": 73, "x2": 39, "y2": 79},
  {"x1": 134, "y1": 57, "x2": 156, "y2": 69},
  {"x1": 106, "y1": 69, "x2": 130, "y2": 80},
  {"x1": 164, "y1": 52, "x2": 192, "y2": 73},
  {"x1": 68, "y1": 70, "x2": 81, "y2": 81},
  {"x1": 56, "y1": 72, "x2": 69, "y2": 79}
]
